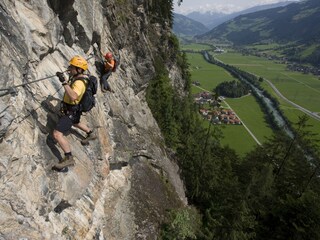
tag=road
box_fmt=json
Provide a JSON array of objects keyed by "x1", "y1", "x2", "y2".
[
  {"x1": 264, "y1": 79, "x2": 320, "y2": 121},
  {"x1": 212, "y1": 52, "x2": 320, "y2": 122},
  {"x1": 223, "y1": 100, "x2": 262, "y2": 145}
]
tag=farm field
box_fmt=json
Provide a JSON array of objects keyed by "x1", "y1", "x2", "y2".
[
  {"x1": 199, "y1": 116, "x2": 257, "y2": 157},
  {"x1": 187, "y1": 52, "x2": 233, "y2": 94},
  {"x1": 181, "y1": 43, "x2": 213, "y2": 51},
  {"x1": 214, "y1": 51, "x2": 320, "y2": 113},
  {"x1": 214, "y1": 50, "x2": 320, "y2": 137},
  {"x1": 226, "y1": 95, "x2": 274, "y2": 144},
  {"x1": 219, "y1": 125, "x2": 257, "y2": 156},
  {"x1": 262, "y1": 80, "x2": 320, "y2": 132},
  {"x1": 186, "y1": 50, "x2": 274, "y2": 156}
]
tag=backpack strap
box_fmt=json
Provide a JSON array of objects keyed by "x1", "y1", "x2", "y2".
[
  {"x1": 71, "y1": 75, "x2": 89, "y2": 102},
  {"x1": 72, "y1": 75, "x2": 89, "y2": 89},
  {"x1": 72, "y1": 74, "x2": 89, "y2": 83}
]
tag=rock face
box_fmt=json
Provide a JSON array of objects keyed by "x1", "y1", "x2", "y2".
[{"x1": 0, "y1": 0, "x2": 187, "y2": 239}]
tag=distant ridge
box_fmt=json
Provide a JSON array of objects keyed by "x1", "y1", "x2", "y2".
[
  {"x1": 173, "y1": 13, "x2": 209, "y2": 37},
  {"x1": 198, "y1": 0, "x2": 320, "y2": 44},
  {"x1": 197, "y1": 0, "x2": 320, "y2": 67},
  {"x1": 186, "y1": 1, "x2": 296, "y2": 29}
]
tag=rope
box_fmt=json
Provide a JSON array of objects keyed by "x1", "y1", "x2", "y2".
[
  {"x1": 0, "y1": 74, "x2": 57, "y2": 91},
  {"x1": 0, "y1": 53, "x2": 96, "y2": 93}
]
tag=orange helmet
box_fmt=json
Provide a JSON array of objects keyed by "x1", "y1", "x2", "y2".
[
  {"x1": 69, "y1": 55, "x2": 88, "y2": 71},
  {"x1": 105, "y1": 52, "x2": 113, "y2": 60}
]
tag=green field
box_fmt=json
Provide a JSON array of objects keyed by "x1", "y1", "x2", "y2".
[
  {"x1": 245, "y1": 43, "x2": 285, "y2": 56},
  {"x1": 216, "y1": 94, "x2": 274, "y2": 156},
  {"x1": 187, "y1": 53, "x2": 233, "y2": 94},
  {"x1": 214, "y1": 50, "x2": 320, "y2": 138},
  {"x1": 247, "y1": 43, "x2": 281, "y2": 50},
  {"x1": 226, "y1": 96, "x2": 274, "y2": 143},
  {"x1": 219, "y1": 125, "x2": 257, "y2": 156},
  {"x1": 214, "y1": 51, "x2": 320, "y2": 112},
  {"x1": 186, "y1": 49, "x2": 274, "y2": 156},
  {"x1": 181, "y1": 43, "x2": 213, "y2": 51},
  {"x1": 199, "y1": 115, "x2": 257, "y2": 157}
]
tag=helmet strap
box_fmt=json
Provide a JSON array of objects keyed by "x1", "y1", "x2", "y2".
[{"x1": 76, "y1": 67, "x2": 84, "y2": 74}]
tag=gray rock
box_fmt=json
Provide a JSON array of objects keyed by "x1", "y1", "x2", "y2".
[{"x1": 0, "y1": 0, "x2": 187, "y2": 239}]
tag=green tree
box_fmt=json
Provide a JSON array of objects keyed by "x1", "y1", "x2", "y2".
[
  {"x1": 240, "y1": 116, "x2": 320, "y2": 239},
  {"x1": 160, "y1": 207, "x2": 202, "y2": 240},
  {"x1": 146, "y1": 61, "x2": 178, "y2": 147}
]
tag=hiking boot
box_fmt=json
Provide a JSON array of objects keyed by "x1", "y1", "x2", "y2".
[
  {"x1": 106, "y1": 86, "x2": 114, "y2": 93},
  {"x1": 81, "y1": 130, "x2": 97, "y2": 145},
  {"x1": 54, "y1": 155, "x2": 75, "y2": 170},
  {"x1": 101, "y1": 87, "x2": 108, "y2": 93},
  {"x1": 101, "y1": 85, "x2": 114, "y2": 93}
]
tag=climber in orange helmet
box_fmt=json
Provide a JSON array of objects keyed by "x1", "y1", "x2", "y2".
[{"x1": 100, "y1": 52, "x2": 115, "y2": 93}]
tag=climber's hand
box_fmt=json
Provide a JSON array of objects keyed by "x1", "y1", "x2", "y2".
[{"x1": 56, "y1": 72, "x2": 66, "y2": 83}]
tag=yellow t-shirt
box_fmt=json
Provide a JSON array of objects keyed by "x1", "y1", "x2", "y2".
[{"x1": 63, "y1": 80, "x2": 86, "y2": 105}]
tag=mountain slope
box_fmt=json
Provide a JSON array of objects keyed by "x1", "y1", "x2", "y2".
[
  {"x1": 199, "y1": 0, "x2": 320, "y2": 45},
  {"x1": 173, "y1": 13, "x2": 209, "y2": 36},
  {"x1": 186, "y1": 11, "x2": 226, "y2": 28},
  {"x1": 186, "y1": 1, "x2": 296, "y2": 29}
]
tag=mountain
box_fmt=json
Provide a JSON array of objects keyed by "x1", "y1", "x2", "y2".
[
  {"x1": 199, "y1": 0, "x2": 320, "y2": 45},
  {"x1": 197, "y1": 0, "x2": 320, "y2": 66},
  {"x1": 172, "y1": 2, "x2": 295, "y2": 38},
  {"x1": 186, "y1": 11, "x2": 227, "y2": 28},
  {"x1": 173, "y1": 13, "x2": 209, "y2": 36},
  {"x1": 0, "y1": 0, "x2": 187, "y2": 238},
  {"x1": 186, "y1": 1, "x2": 296, "y2": 29}
]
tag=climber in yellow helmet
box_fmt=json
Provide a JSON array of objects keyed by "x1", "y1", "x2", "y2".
[{"x1": 52, "y1": 55, "x2": 96, "y2": 170}]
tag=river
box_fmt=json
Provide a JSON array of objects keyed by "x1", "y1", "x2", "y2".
[{"x1": 203, "y1": 51, "x2": 294, "y2": 139}]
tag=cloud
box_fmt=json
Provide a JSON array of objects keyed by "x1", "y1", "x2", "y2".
[
  {"x1": 174, "y1": 0, "x2": 301, "y2": 15},
  {"x1": 176, "y1": 3, "x2": 243, "y2": 14}
]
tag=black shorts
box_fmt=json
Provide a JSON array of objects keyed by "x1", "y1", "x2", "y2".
[{"x1": 55, "y1": 111, "x2": 81, "y2": 134}]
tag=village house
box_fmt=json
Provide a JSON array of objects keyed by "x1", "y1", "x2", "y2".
[
  {"x1": 199, "y1": 109, "x2": 209, "y2": 116},
  {"x1": 234, "y1": 119, "x2": 241, "y2": 125},
  {"x1": 194, "y1": 92, "x2": 214, "y2": 105},
  {"x1": 195, "y1": 92, "x2": 242, "y2": 125},
  {"x1": 221, "y1": 109, "x2": 228, "y2": 115},
  {"x1": 214, "y1": 48, "x2": 225, "y2": 53},
  {"x1": 211, "y1": 116, "x2": 221, "y2": 124}
]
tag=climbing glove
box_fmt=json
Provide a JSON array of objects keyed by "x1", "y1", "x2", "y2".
[{"x1": 56, "y1": 72, "x2": 66, "y2": 83}]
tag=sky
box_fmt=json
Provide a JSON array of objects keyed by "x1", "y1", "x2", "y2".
[{"x1": 174, "y1": 0, "x2": 300, "y2": 14}]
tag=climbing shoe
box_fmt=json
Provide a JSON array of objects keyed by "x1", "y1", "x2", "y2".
[
  {"x1": 101, "y1": 87, "x2": 108, "y2": 93},
  {"x1": 101, "y1": 86, "x2": 114, "y2": 93},
  {"x1": 107, "y1": 86, "x2": 114, "y2": 93},
  {"x1": 53, "y1": 155, "x2": 75, "y2": 170},
  {"x1": 81, "y1": 130, "x2": 97, "y2": 145}
]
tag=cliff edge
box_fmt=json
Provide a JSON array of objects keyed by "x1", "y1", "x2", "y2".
[{"x1": 0, "y1": 0, "x2": 187, "y2": 239}]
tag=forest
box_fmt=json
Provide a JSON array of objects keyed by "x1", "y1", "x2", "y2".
[
  {"x1": 146, "y1": 36, "x2": 320, "y2": 239},
  {"x1": 144, "y1": 1, "x2": 320, "y2": 239},
  {"x1": 214, "y1": 80, "x2": 250, "y2": 98}
]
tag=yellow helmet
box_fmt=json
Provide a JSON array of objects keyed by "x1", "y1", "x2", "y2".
[{"x1": 69, "y1": 55, "x2": 88, "y2": 71}]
